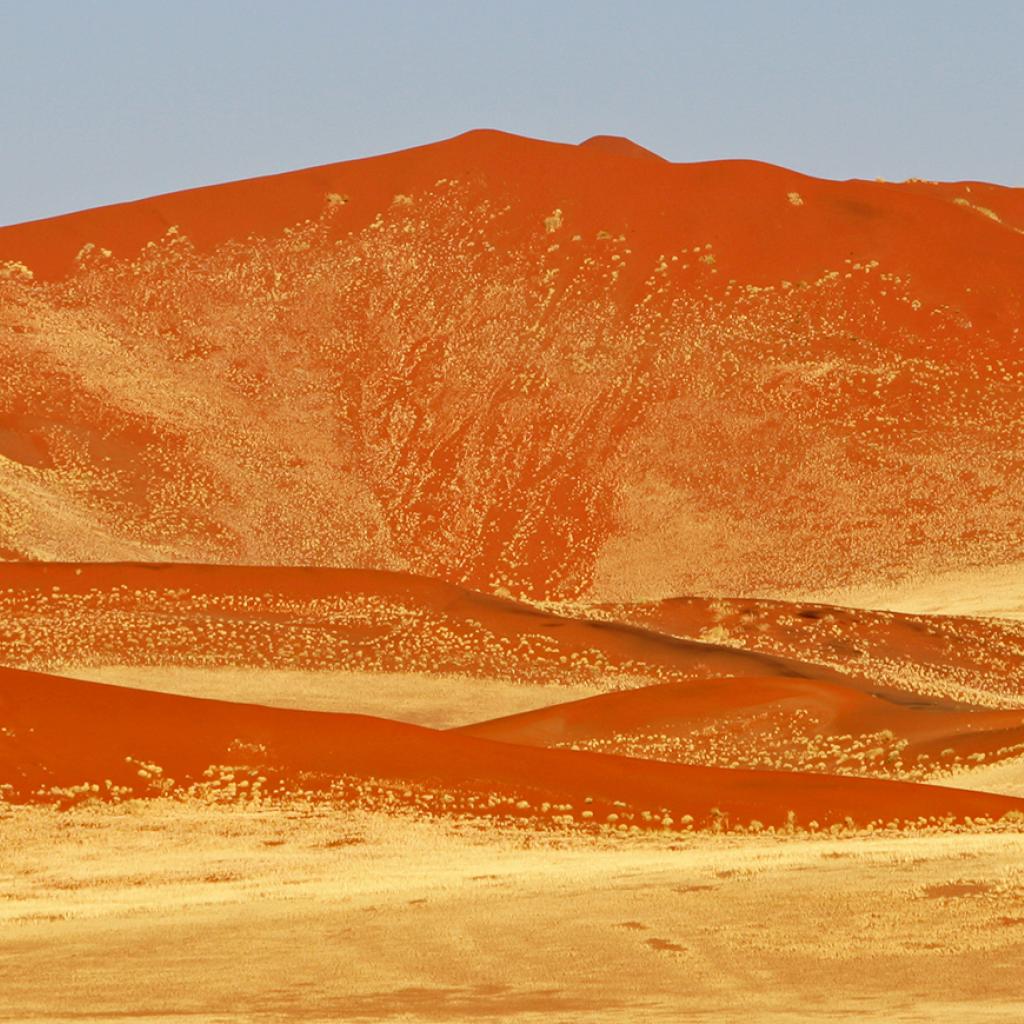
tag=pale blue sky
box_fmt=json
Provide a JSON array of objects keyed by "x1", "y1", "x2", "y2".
[{"x1": 2, "y1": 1, "x2": 1022, "y2": 226}]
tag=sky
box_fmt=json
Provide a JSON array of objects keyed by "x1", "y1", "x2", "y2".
[{"x1": 2, "y1": 0, "x2": 1022, "y2": 226}]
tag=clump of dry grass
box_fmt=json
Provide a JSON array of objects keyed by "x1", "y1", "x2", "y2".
[{"x1": 0, "y1": 260, "x2": 33, "y2": 281}]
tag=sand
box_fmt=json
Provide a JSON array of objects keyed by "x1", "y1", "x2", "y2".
[
  {"x1": 7, "y1": 665, "x2": 1024, "y2": 829},
  {"x1": 2, "y1": 128, "x2": 1024, "y2": 1019},
  {"x1": 2, "y1": 132, "x2": 1024, "y2": 605},
  {"x1": 813, "y1": 562, "x2": 1024, "y2": 621},
  {"x1": 458, "y1": 675, "x2": 1024, "y2": 788},
  {"x1": 49, "y1": 665, "x2": 603, "y2": 729},
  {"x1": 3, "y1": 803, "x2": 1024, "y2": 1023}
]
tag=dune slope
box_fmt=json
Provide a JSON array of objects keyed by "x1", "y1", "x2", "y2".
[
  {"x1": 599, "y1": 593, "x2": 1024, "y2": 705},
  {"x1": 459, "y1": 675, "x2": 1024, "y2": 785},
  {"x1": 0, "y1": 562, "x2": 851, "y2": 700},
  {"x1": 4, "y1": 665, "x2": 1024, "y2": 829},
  {"x1": 1, "y1": 131, "x2": 1023, "y2": 608}
]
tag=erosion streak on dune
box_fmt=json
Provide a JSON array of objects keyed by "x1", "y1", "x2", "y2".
[{"x1": 2, "y1": 131, "x2": 1023, "y2": 608}]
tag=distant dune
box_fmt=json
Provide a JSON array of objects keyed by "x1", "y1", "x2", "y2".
[
  {"x1": 600, "y1": 592, "x2": 1024, "y2": 706},
  {"x1": 0, "y1": 562, "x2": 849, "y2": 710},
  {"x1": 3, "y1": 562, "x2": 1024, "y2": 805},
  {"x1": 578, "y1": 134, "x2": 668, "y2": 161},
  {"x1": 1, "y1": 130, "x2": 1023, "y2": 610}
]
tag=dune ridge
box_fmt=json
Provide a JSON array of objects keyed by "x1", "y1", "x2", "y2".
[
  {"x1": 3, "y1": 665, "x2": 1023, "y2": 831},
  {"x1": 458, "y1": 675, "x2": 1024, "y2": 784},
  {"x1": 0, "y1": 562, "x2": 854, "y2": 702}
]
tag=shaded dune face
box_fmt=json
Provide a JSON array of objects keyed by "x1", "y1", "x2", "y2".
[
  {"x1": 3, "y1": 666, "x2": 1024, "y2": 830},
  {"x1": 1, "y1": 130, "x2": 1023, "y2": 606}
]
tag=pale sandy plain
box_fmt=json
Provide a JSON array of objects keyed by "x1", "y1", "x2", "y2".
[
  {"x1": 814, "y1": 562, "x2": 1024, "y2": 623},
  {"x1": 3, "y1": 803, "x2": 1024, "y2": 1023},
  {"x1": 49, "y1": 666, "x2": 603, "y2": 729}
]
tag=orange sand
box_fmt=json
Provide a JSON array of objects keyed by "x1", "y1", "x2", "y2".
[
  {"x1": 4, "y1": 665, "x2": 1024, "y2": 829},
  {"x1": 1, "y1": 132, "x2": 1022, "y2": 604}
]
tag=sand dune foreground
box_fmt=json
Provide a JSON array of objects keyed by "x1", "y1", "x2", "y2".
[
  {"x1": 2, "y1": 565, "x2": 1024, "y2": 1019},
  {"x1": 5, "y1": 664, "x2": 1024, "y2": 831},
  {"x1": 4, "y1": 804, "x2": 1024, "y2": 1023},
  {"x1": 2, "y1": 131, "x2": 1024, "y2": 1021}
]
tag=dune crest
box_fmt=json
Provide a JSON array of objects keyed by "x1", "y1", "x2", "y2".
[
  {"x1": 578, "y1": 134, "x2": 667, "y2": 161},
  {"x1": 4, "y1": 665, "x2": 1023, "y2": 830}
]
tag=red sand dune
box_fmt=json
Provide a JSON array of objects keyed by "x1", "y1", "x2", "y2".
[
  {"x1": 459, "y1": 675, "x2": 1024, "y2": 771},
  {"x1": 578, "y1": 135, "x2": 667, "y2": 161},
  {"x1": 1, "y1": 131, "x2": 1023, "y2": 605},
  {"x1": 0, "y1": 562, "x2": 851, "y2": 687},
  {"x1": 2, "y1": 665, "x2": 1022, "y2": 829}
]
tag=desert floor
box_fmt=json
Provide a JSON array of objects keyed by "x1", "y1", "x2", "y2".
[
  {"x1": 3, "y1": 803, "x2": 1024, "y2": 1023},
  {"x1": 48, "y1": 665, "x2": 605, "y2": 729}
]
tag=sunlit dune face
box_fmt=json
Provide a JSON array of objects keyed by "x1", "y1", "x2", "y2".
[
  {"x1": 1, "y1": 132, "x2": 1023, "y2": 608},
  {"x1": 4, "y1": 662, "x2": 1024, "y2": 834}
]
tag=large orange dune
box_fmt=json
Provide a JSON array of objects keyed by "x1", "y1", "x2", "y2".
[
  {"x1": 1, "y1": 131, "x2": 1023, "y2": 608},
  {"x1": 3, "y1": 665, "x2": 1022, "y2": 830}
]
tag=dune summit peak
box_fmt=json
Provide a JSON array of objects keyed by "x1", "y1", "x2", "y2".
[{"x1": 578, "y1": 134, "x2": 667, "y2": 161}]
